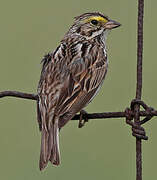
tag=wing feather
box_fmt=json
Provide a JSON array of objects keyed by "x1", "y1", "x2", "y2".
[{"x1": 56, "y1": 57, "x2": 107, "y2": 128}]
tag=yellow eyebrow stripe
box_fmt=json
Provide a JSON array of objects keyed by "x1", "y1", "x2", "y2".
[{"x1": 86, "y1": 16, "x2": 108, "y2": 23}]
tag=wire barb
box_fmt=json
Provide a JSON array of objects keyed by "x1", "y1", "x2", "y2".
[{"x1": 126, "y1": 99, "x2": 150, "y2": 141}]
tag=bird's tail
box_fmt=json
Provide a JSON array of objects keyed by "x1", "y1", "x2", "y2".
[{"x1": 39, "y1": 120, "x2": 60, "y2": 170}]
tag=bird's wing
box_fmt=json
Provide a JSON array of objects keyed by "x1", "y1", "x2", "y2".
[{"x1": 56, "y1": 55, "x2": 108, "y2": 128}]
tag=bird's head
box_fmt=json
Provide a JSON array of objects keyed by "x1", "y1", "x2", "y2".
[{"x1": 69, "y1": 12, "x2": 121, "y2": 40}]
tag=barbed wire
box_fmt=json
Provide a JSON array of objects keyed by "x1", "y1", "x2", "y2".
[{"x1": 0, "y1": 0, "x2": 153, "y2": 179}]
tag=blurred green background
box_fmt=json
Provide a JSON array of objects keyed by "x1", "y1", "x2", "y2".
[{"x1": 0, "y1": 0, "x2": 156, "y2": 180}]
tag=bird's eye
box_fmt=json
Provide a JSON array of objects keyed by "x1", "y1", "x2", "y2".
[{"x1": 91, "y1": 19, "x2": 98, "y2": 25}]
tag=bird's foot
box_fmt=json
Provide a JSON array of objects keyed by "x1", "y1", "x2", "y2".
[{"x1": 78, "y1": 110, "x2": 89, "y2": 128}]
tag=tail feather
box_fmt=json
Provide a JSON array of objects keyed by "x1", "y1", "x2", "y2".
[
  {"x1": 39, "y1": 129, "x2": 49, "y2": 170},
  {"x1": 50, "y1": 125, "x2": 60, "y2": 165},
  {"x1": 39, "y1": 120, "x2": 60, "y2": 171}
]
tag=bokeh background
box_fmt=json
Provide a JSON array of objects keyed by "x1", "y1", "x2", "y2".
[{"x1": 0, "y1": 0, "x2": 156, "y2": 180}]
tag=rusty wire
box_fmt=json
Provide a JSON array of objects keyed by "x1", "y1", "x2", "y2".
[
  {"x1": 134, "y1": 0, "x2": 144, "y2": 179},
  {"x1": 0, "y1": 0, "x2": 154, "y2": 179}
]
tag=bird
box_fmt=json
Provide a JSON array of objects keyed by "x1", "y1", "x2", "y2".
[{"x1": 37, "y1": 12, "x2": 121, "y2": 170}]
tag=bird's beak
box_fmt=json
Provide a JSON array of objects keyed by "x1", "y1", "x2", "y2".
[{"x1": 105, "y1": 20, "x2": 121, "y2": 29}]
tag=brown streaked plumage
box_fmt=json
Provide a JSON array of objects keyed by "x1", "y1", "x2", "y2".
[{"x1": 37, "y1": 12, "x2": 121, "y2": 170}]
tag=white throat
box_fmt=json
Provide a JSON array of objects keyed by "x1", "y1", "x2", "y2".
[
  {"x1": 101, "y1": 29, "x2": 110, "y2": 42},
  {"x1": 86, "y1": 29, "x2": 110, "y2": 42}
]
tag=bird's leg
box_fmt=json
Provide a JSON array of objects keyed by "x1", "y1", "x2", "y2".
[{"x1": 78, "y1": 109, "x2": 89, "y2": 128}]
